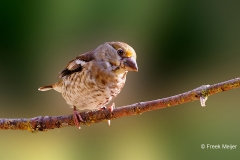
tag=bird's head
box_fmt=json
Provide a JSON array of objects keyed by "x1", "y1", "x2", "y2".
[{"x1": 95, "y1": 42, "x2": 138, "y2": 73}]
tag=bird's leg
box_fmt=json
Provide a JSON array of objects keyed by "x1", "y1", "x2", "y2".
[
  {"x1": 109, "y1": 102, "x2": 115, "y2": 125},
  {"x1": 73, "y1": 106, "x2": 84, "y2": 129},
  {"x1": 107, "y1": 103, "x2": 115, "y2": 126},
  {"x1": 108, "y1": 102, "x2": 115, "y2": 112},
  {"x1": 100, "y1": 103, "x2": 115, "y2": 111},
  {"x1": 100, "y1": 103, "x2": 115, "y2": 126}
]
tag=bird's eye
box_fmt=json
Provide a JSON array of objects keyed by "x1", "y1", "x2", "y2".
[{"x1": 117, "y1": 48, "x2": 124, "y2": 56}]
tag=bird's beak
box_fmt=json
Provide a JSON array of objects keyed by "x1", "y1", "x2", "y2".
[{"x1": 122, "y1": 57, "x2": 138, "y2": 72}]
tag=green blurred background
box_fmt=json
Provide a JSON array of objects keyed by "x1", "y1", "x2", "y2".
[{"x1": 0, "y1": 0, "x2": 240, "y2": 159}]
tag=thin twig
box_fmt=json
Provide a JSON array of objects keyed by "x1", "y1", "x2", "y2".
[{"x1": 0, "y1": 77, "x2": 239, "y2": 132}]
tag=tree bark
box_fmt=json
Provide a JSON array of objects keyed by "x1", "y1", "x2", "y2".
[{"x1": 0, "y1": 77, "x2": 239, "y2": 132}]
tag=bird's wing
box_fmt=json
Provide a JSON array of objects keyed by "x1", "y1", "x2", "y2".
[{"x1": 59, "y1": 51, "x2": 94, "y2": 78}]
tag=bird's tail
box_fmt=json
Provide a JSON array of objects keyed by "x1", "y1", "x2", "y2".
[{"x1": 38, "y1": 85, "x2": 53, "y2": 91}]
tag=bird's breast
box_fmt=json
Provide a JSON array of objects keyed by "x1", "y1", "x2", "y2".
[{"x1": 61, "y1": 62, "x2": 127, "y2": 111}]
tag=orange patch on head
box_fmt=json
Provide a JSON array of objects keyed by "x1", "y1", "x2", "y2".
[
  {"x1": 125, "y1": 46, "x2": 136, "y2": 60},
  {"x1": 125, "y1": 50, "x2": 133, "y2": 57}
]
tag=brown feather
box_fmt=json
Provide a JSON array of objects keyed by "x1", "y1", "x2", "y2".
[{"x1": 59, "y1": 51, "x2": 94, "y2": 78}]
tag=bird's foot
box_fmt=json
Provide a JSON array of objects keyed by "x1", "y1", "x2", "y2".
[
  {"x1": 100, "y1": 103, "x2": 115, "y2": 126},
  {"x1": 100, "y1": 103, "x2": 115, "y2": 111},
  {"x1": 108, "y1": 102, "x2": 115, "y2": 112},
  {"x1": 73, "y1": 106, "x2": 84, "y2": 129}
]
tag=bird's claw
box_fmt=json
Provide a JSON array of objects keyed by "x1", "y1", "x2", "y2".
[
  {"x1": 107, "y1": 103, "x2": 115, "y2": 126},
  {"x1": 73, "y1": 106, "x2": 84, "y2": 129}
]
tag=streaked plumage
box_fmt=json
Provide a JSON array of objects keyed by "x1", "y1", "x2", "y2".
[{"x1": 38, "y1": 42, "x2": 138, "y2": 127}]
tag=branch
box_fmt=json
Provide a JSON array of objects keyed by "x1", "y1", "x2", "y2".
[{"x1": 0, "y1": 77, "x2": 240, "y2": 132}]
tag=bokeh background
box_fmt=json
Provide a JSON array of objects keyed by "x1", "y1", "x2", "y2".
[{"x1": 0, "y1": 0, "x2": 240, "y2": 159}]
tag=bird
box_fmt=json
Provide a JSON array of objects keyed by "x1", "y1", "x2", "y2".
[{"x1": 38, "y1": 42, "x2": 138, "y2": 128}]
